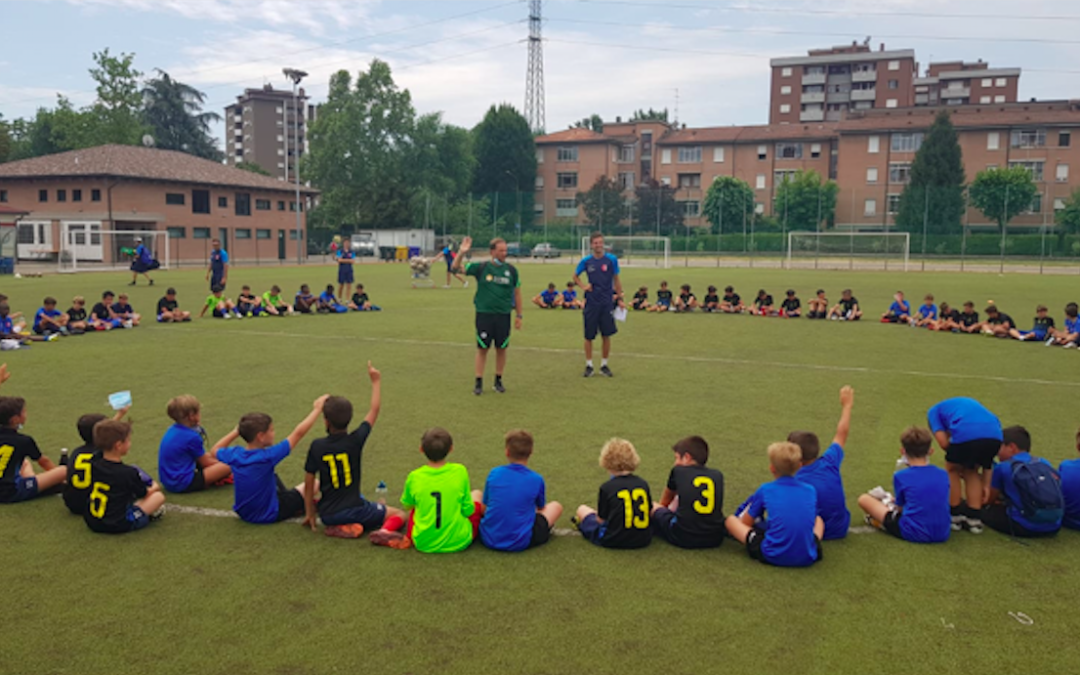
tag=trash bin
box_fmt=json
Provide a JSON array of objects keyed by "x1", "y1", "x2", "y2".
[
  {"x1": 408, "y1": 246, "x2": 421, "y2": 259},
  {"x1": 379, "y1": 246, "x2": 396, "y2": 262},
  {"x1": 395, "y1": 246, "x2": 408, "y2": 262},
  {"x1": 0, "y1": 257, "x2": 12, "y2": 275}
]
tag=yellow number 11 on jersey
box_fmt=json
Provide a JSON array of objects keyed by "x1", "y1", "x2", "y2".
[{"x1": 322, "y1": 454, "x2": 352, "y2": 489}]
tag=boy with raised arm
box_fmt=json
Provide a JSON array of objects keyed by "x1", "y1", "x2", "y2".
[
  {"x1": 480, "y1": 429, "x2": 563, "y2": 552},
  {"x1": 792, "y1": 386, "x2": 854, "y2": 540},
  {"x1": 881, "y1": 290, "x2": 911, "y2": 324}
]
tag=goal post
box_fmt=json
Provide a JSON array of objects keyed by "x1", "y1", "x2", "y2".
[
  {"x1": 787, "y1": 231, "x2": 910, "y2": 271},
  {"x1": 58, "y1": 226, "x2": 170, "y2": 274},
  {"x1": 580, "y1": 235, "x2": 671, "y2": 268}
]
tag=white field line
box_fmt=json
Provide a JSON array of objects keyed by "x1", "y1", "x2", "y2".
[{"x1": 169, "y1": 327, "x2": 1080, "y2": 389}]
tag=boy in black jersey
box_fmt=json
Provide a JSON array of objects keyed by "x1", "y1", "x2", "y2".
[
  {"x1": 780, "y1": 290, "x2": 801, "y2": 318},
  {"x1": 63, "y1": 405, "x2": 130, "y2": 515},
  {"x1": 574, "y1": 438, "x2": 652, "y2": 549},
  {"x1": 156, "y1": 287, "x2": 191, "y2": 323},
  {"x1": 651, "y1": 436, "x2": 725, "y2": 548},
  {"x1": 752, "y1": 289, "x2": 775, "y2": 316},
  {"x1": 0, "y1": 395, "x2": 66, "y2": 504},
  {"x1": 84, "y1": 420, "x2": 165, "y2": 534},
  {"x1": 632, "y1": 286, "x2": 650, "y2": 311},
  {"x1": 702, "y1": 286, "x2": 720, "y2": 313},
  {"x1": 957, "y1": 301, "x2": 981, "y2": 333},
  {"x1": 650, "y1": 282, "x2": 673, "y2": 312},
  {"x1": 829, "y1": 289, "x2": 862, "y2": 320},
  {"x1": 675, "y1": 284, "x2": 698, "y2": 312},
  {"x1": 237, "y1": 285, "x2": 265, "y2": 317},
  {"x1": 1009, "y1": 304, "x2": 1055, "y2": 342},
  {"x1": 66, "y1": 296, "x2": 89, "y2": 333},
  {"x1": 807, "y1": 289, "x2": 828, "y2": 319},
  {"x1": 982, "y1": 305, "x2": 1014, "y2": 337},
  {"x1": 303, "y1": 362, "x2": 405, "y2": 539},
  {"x1": 89, "y1": 291, "x2": 123, "y2": 331},
  {"x1": 349, "y1": 284, "x2": 381, "y2": 312},
  {"x1": 720, "y1": 286, "x2": 744, "y2": 313}
]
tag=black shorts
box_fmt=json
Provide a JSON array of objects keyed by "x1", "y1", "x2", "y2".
[
  {"x1": 945, "y1": 438, "x2": 1001, "y2": 470},
  {"x1": 177, "y1": 466, "x2": 207, "y2": 494},
  {"x1": 653, "y1": 507, "x2": 723, "y2": 549},
  {"x1": 584, "y1": 304, "x2": 617, "y2": 341},
  {"x1": 274, "y1": 476, "x2": 304, "y2": 522},
  {"x1": 321, "y1": 501, "x2": 387, "y2": 530},
  {"x1": 981, "y1": 503, "x2": 1059, "y2": 538},
  {"x1": 529, "y1": 512, "x2": 552, "y2": 548},
  {"x1": 882, "y1": 510, "x2": 904, "y2": 539},
  {"x1": 746, "y1": 525, "x2": 823, "y2": 564},
  {"x1": 476, "y1": 312, "x2": 511, "y2": 350}
]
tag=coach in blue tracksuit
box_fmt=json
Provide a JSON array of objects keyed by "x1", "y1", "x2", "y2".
[{"x1": 573, "y1": 231, "x2": 625, "y2": 378}]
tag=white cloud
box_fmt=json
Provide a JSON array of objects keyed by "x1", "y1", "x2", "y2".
[{"x1": 64, "y1": 0, "x2": 382, "y2": 33}]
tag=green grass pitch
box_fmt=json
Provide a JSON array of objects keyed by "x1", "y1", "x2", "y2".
[{"x1": 3, "y1": 261, "x2": 1080, "y2": 675}]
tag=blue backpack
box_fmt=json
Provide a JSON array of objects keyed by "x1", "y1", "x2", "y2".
[{"x1": 1010, "y1": 458, "x2": 1064, "y2": 524}]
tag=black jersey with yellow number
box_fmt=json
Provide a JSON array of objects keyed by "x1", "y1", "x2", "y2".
[
  {"x1": 1034, "y1": 316, "x2": 1056, "y2": 331},
  {"x1": 840, "y1": 296, "x2": 859, "y2": 312},
  {"x1": 723, "y1": 293, "x2": 741, "y2": 306},
  {"x1": 754, "y1": 295, "x2": 774, "y2": 308},
  {"x1": 304, "y1": 422, "x2": 372, "y2": 518},
  {"x1": 596, "y1": 474, "x2": 652, "y2": 549},
  {"x1": 84, "y1": 456, "x2": 148, "y2": 533},
  {"x1": 656, "y1": 289, "x2": 673, "y2": 303},
  {"x1": 63, "y1": 444, "x2": 99, "y2": 515},
  {"x1": 667, "y1": 464, "x2": 726, "y2": 538},
  {"x1": 703, "y1": 294, "x2": 719, "y2": 305},
  {"x1": 0, "y1": 428, "x2": 43, "y2": 503},
  {"x1": 781, "y1": 298, "x2": 801, "y2": 312}
]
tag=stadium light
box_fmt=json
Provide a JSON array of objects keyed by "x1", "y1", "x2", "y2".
[{"x1": 283, "y1": 68, "x2": 307, "y2": 265}]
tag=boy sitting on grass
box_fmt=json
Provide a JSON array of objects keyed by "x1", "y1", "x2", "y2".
[
  {"x1": 955, "y1": 301, "x2": 981, "y2": 333},
  {"x1": 84, "y1": 420, "x2": 166, "y2": 534},
  {"x1": 533, "y1": 283, "x2": 560, "y2": 309},
  {"x1": 237, "y1": 285, "x2": 265, "y2": 317},
  {"x1": 65, "y1": 296, "x2": 89, "y2": 333},
  {"x1": 34, "y1": 297, "x2": 69, "y2": 336},
  {"x1": 574, "y1": 438, "x2": 653, "y2": 549},
  {"x1": 650, "y1": 281, "x2": 673, "y2": 312},
  {"x1": 371, "y1": 428, "x2": 483, "y2": 552},
  {"x1": 720, "y1": 286, "x2": 744, "y2": 314},
  {"x1": 480, "y1": 429, "x2": 563, "y2": 552},
  {"x1": 1, "y1": 302, "x2": 54, "y2": 345},
  {"x1": 1009, "y1": 304, "x2": 1055, "y2": 343},
  {"x1": 1059, "y1": 427, "x2": 1080, "y2": 530},
  {"x1": 111, "y1": 292, "x2": 140, "y2": 327},
  {"x1": 792, "y1": 386, "x2": 854, "y2": 540},
  {"x1": 216, "y1": 395, "x2": 328, "y2": 524},
  {"x1": 262, "y1": 285, "x2": 293, "y2": 316},
  {"x1": 983, "y1": 426, "x2": 1063, "y2": 538},
  {"x1": 911, "y1": 294, "x2": 938, "y2": 328},
  {"x1": 651, "y1": 436, "x2": 725, "y2": 549},
  {"x1": 702, "y1": 286, "x2": 720, "y2": 313},
  {"x1": 807, "y1": 289, "x2": 828, "y2": 319},
  {"x1": 780, "y1": 289, "x2": 801, "y2": 318},
  {"x1": 158, "y1": 395, "x2": 236, "y2": 494},
  {"x1": 726, "y1": 441, "x2": 824, "y2": 567},
  {"x1": 934, "y1": 302, "x2": 960, "y2": 332},
  {"x1": 881, "y1": 290, "x2": 911, "y2": 324},
  {"x1": 64, "y1": 404, "x2": 130, "y2": 515},
  {"x1": 828, "y1": 289, "x2": 861, "y2": 320},
  {"x1": 981, "y1": 305, "x2": 1014, "y2": 337},
  {"x1": 562, "y1": 282, "x2": 583, "y2": 310},
  {"x1": 318, "y1": 285, "x2": 349, "y2": 314},
  {"x1": 752, "y1": 289, "x2": 775, "y2": 316},
  {"x1": 0, "y1": 395, "x2": 66, "y2": 504},
  {"x1": 675, "y1": 284, "x2": 698, "y2": 312},
  {"x1": 1050, "y1": 303, "x2": 1079, "y2": 347},
  {"x1": 349, "y1": 284, "x2": 381, "y2": 312},
  {"x1": 156, "y1": 288, "x2": 191, "y2": 323},
  {"x1": 200, "y1": 285, "x2": 242, "y2": 320},
  {"x1": 295, "y1": 284, "x2": 317, "y2": 314},
  {"x1": 632, "y1": 286, "x2": 650, "y2": 311},
  {"x1": 857, "y1": 427, "x2": 950, "y2": 544},
  {"x1": 303, "y1": 363, "x2": 405, "y2": 539}
]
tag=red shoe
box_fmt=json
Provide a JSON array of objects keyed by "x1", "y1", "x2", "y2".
[
  {"x1": 369, "y1": 529, "x2": 412, "y2": 549},
  {"x1": 212, "y1": 475, "x2": 234, "y2": 487},
  {"x1": 325, "y1": 523, "x2": 365, "y2": 539}
]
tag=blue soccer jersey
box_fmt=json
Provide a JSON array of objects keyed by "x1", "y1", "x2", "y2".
[
  {"x1": 480, "y1": 464, "x2": 546, "y2": 552},
  {"x1": 927, "y1": 398, "x2": 1002, "y2": 445},
  {"x1": 746, "y1": 476, "x2": 820, "y2": 567},
  {"x1": 917, "y1": 304, "x2": 938, "y2": 320},
  {"x1": 991, "y1": 452, "x2": 1062, "y2": 534},
  {"x1": 1064, "y1": 317, "x2": 1080, "y2": 335},
  {"x1": 887, "y1": 300, "x2": 910, "y2": 316},
  {"x1": 1059, "y1": 458, "x2": 1080, "y2": 530},
  {"x1": 893, "y1": 465, "x2": 951, "y2": 543},
  {"x1": 795, "y1": 443, "x2": 849, "y2": 540},
  {"x1": 210, "y1": 249, "x2": 229, "y2": 277},
  {"x1": 562, "y1": 289, "x2": 577, "y2": 303},
  {"x1": 0, "y1": 316, "x2": 13, "y2": 335},
  {"x1": 319, "y1": 291, "x2": 336, "y2": 304},
  {"x1": 575, "y1": 253, "x2": 620, "y2": 309},
  {"x1": 33, "y1": 308, "x2": 62, "y2": 332},
  {"x1": 217, "y1": 441, "x2": 292, "y2": 524},
  {"x1": 158, "y1": 424, "x2": 206, "y2": 493},
  {"x1": 540, "y1": 289, "x2": 558, "y2": 304}
]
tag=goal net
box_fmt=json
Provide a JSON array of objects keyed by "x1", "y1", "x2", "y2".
[
  {"x1": 787, "y1": 231, "x2": 909, "y2": 271},
  {"x1": 580, "y1": 236, "x2": 671, "y2": 268},
  {"x1": 57, "y1": 227, "x2": 170, "y2": 274}
]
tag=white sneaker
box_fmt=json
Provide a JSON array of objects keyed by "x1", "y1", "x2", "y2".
[
  {"x1": 122, "y1": 320, "x2": 133, "y2": 329},
  {"x1": 1066, "y1": 342, "x2": 1077, "y2": 349},
  {"x1": 235, "y1": 313, "x2": 244, "y2": 320},
  {"x1": 222, "y1": 313, "x2": 231, "y2": 320},
  {"x1": 1045, "y1": 336, "x2": 1056, "y2": 346},
  {"x1": 463, "y1": 281, "x2": 470, "y2": 288}
]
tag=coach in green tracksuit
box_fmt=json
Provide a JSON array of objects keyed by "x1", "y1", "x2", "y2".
[{"x1": 453, "y1": 236, "x2": 523, "y2": 396}]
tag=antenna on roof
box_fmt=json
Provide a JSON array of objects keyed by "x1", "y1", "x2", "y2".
[
  {"x1": 673, "y1": 88, "x2": 680, "y2": 127},
  {"x1": 142, "y1": 134, "x2": 155, "y2": 148}
]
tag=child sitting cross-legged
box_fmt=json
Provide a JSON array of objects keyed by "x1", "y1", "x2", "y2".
[
  {"x1": 651, "y1": 436, "x2": 725, "y2": 549},
  {"x1": 675, "y1": 284, "x2": 698, "y2": 312},
  {"x1": 780, "y1": 289, "x2": 801, "y2": 318},
  {"x1": 911, "y1": 294, "x2": 938, "y2": 328},
  {"x1": 562, "y1": 282, "x2": 583, "y2": 310},
  {"x1": 533, "y1": 283, "x2": 560, "y2": 309},
  {"x1": 806, "y1": 289, "x2": 828, "y2": 319},
  {"x1": 649, "y1": 281, "x2": 673, "y2": 312},
  {"x1": 83, "y1": 420, "x2": 166, "y2": 534},
  {"x1": 158, "y1": 395, "x2": 235, "y2": 494},
  {"x1": 63, "y1": 405, "x2": 130, "y2": 515},
  {"x1": 318, "y1": 285, "x2": 349, "y2": 314},
  {"x1": 349, "y1": 284, "x2": 381, "y2": 312},
  {"x1": 574, "y1": 438, "x2": 653, "y2": 549},
  {"x1": 479, "y1": 429, "x2": 563, "y2": 552}
]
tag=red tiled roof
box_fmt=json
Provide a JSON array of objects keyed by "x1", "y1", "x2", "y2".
[
  {"x1": 659, "y1": 123, "x2": 839, "y2": 145},
  {"x1": 0, "y1": 145, "x2": 318, "y2": 194},
  {"x1": 837, "y1": 102, "x2": 1080, "y2": 133},
  {"x1": 535, "y1": 128, "x2": 619, "y2": 145}
]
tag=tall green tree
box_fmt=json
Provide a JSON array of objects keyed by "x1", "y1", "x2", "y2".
[
  {"x1": 969, "y1": 166, "x2": 1039, "y2": 231},
  {"x1": 576, "y1": 176, "x2": 626, "y2": 231},
  {"x1": 895, "y1": 110, "x2": 966, "y2": 235},
  {"x1": 141, "y1": 70, "x2": 222, "y2": 160},
  {"x1": 630, "y1": 108, "x2": 669, "y2": 122},
  {"x1": 773, "y1": 170, "x2": 838, "y2": 231},
  {"x1": 472, "y1": 104, "x2": 536, "y2": 228},
  {"x1": 86, "y1": 49, "x2": 147, "y2": 146},
  {"x1": 1055, "y1": 187, "x2": 1080, "y2": 235},
  {"x1": 0, "y1": 116, "x2": 11, "y2": 163},
  {"x1": 632, "y1": 180, "x2": 684, "y2": 235},
  {"x1": 702, "y1": 176, "x2": 755, "y2": 234},
  {"x1": 572, "y1": 114, "x2": 604, "y2": 132},
  {"x1": 235, "y1": 161, "x2": 271, "y2": 176}
]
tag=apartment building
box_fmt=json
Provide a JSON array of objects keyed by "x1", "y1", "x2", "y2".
[
  {"x1": 915, "y1": 61, "x2": 1020, "y2": 107},
  {"x1": 225, "y1": 86, "x2": 316, "y2": 181}
]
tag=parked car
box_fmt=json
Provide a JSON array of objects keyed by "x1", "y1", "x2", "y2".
[
  {"x1": 531, "y1": 243, "x2": 561, "y2": 258},
  {"x1": 506, "y1": 242, "x2": 526, "y2": 257}
]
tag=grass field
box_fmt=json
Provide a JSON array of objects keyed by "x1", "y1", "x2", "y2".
[{"x1": 3, "y1": 261, "x2": 1080, "y2": 675}]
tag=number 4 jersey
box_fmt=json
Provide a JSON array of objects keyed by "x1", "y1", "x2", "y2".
[{"x1": 596, "y1": 474, "x2": 653, "y2": 549}]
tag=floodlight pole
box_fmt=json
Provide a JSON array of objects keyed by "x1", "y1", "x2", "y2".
[{"x1": 284, "y1": 67, "x2": 307, "y2": 265}]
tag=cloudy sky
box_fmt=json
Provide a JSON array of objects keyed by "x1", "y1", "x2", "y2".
[{"x1": 2, "y1": 0, "x2": 1079, "y2": 141}]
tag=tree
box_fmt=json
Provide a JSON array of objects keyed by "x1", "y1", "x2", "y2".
[
  {"x1": 86, "y1": 49, "x2": 147, "y2": 146},
  {"x1": 702, "y1": 176, "x2": 755, "y2": 234},
  {"x1": 630, "y1": 108, "x2": 669, "y2": 122},
  {"x1": 969, "y1": 166, "x2": 1038, "y2": 231},
  {"x1": 472, "y1": 104, "x2": 536, "y2": 228},
  {"x1": 572, "y1": 114, "x2": 603, "y2": 132},
  {"x1": 0, "y1": 116, "x2": 11, "y2": 163},
  {"x1": 576, "y1": 176, "x2": 626, "y2": 231},
  {"x1": 142, "y1": 70, "x2": 222, "y2": 160},
  {"x1": 235, "y1": 161, "x2": 271, "y2": 176},
  {"x1": 773, "y1": 170, "x2": 838, "y2": 232},
  {"x1": 1055, "y1": 187, "x2": 1080, "y2": 235},
  {"x1": 895, "y1": 110, "x2": 966, "y2": 235},
  {"x1": 632, "y1": 180, "x2": 684, "y2": 235}
]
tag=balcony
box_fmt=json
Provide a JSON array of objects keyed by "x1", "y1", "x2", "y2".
[
  {"x1": 800, "y1": 109, "x2": 825, "y2": 122},
  {"x1": 851, "y1": 89, "x2": 877, "y2": 102},
  {"x1": 802, "y1": 72, "x2": 827, "y2": 86},
  {"x1": 852, "y1": 69, "x2": 877, "y2": 83},
  {"x1": 943, "y1": 86, "x2": 970, "y2": 99},
  {"x1": 801, "y1": 91, "x2": 825, "y2": 104}
]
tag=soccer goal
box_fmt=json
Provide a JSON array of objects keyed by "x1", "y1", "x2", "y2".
[
  {"x1": 580, "y1": 236, "x2": 671, "y2": 268},
  {"x1": 57, "y1": 226, "x2": 170, "y2": 274},
  {"x1": 787, "y1": 231, "x2": 910, "y2": 271}
]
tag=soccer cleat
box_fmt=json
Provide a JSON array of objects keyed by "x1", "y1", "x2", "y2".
[
  {"x1": 1045, "y1": 336, "x2": 1056, "y2": 346},
  {"x1": 600, "y1": 365, "x2": 613, "y2": 377},
  {"x1": 150, "y1": 506, "x2": 166, "y2": 521},
  {"x1": 966, "y1": 517, "x2": 984, "y2": 534},
  {"x1": 473, "y1": 383, "x2": 483, "y2": 396},
  {"x1": 583, "y1": 365, "x2": 595, "y2": 378},
  {"x1": 493, "y1": 380, "x2": 506, "y2": 394},
  {"x1": 950, "y1": 514, "x2": 965, "y2": 531},
  {"x1": 127, "y1": 282, "x2": 136, "y2": 286},
  {"x1": 369, "y1": 529, "x2": 412, "y2": 549},
  {"x1": 325, "y1": 523, "x2": 365, "y2": 539},
  {"x1": 149, "y1": 279, "x2": 155, "y2": 286},
  {"x1": 1066, "y1": 342, "x2": 1078, "y2": 349},
  {"x1": 463, "y1": 281, "x2": 470, "y2": 288},
  {"x1": 122, "y1": 320, "x2": 133, "y2": 329},
  {"x1": 46, "y1": 334, "x2": 59, "y2": 342}
]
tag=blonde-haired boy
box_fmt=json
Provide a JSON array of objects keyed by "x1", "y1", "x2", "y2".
[
  {"x1": 725, "y1": 441, "x2": 824, "y2": 567},
  {"x1": 157, "y1": 394, "x2": 236, "y2": 493},
  {"x1": 573, "y1": 438, "x2": 653, "y2": 548}
]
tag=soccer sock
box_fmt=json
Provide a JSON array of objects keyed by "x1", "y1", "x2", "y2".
[
  {"x1": 383, "y1": 515, "x2": 405, "y2": 532},
  {"x1": 586, "y1": 360, "x2": 594, "y2": 368},
  {"x1": 494, "y1": 374, "x2": 503, "y2": 385},
  {"x1": 601, "y1": 359, "x2": 608, "y2": 367},
  {"x1": 475, "y1": 377, "x2": 483, "y2": 389}
]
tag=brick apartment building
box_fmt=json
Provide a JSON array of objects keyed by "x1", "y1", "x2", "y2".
[
  {"x1": 225, "y1": 86, "x2": 316, "y2": 181},
  {"x1": 0, "y1": 145, "x2": 316, "y2": 265}
]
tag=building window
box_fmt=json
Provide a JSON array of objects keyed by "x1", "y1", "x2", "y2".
[
  {"x1": 1055, "y1": 198, "x2": 1067, "y2": 211},
  {"x1": 888, "y1": 80, "x2": 899, "y2": 90},
  {"x1": 755, "y1": 202, "x2": 765, "y2": 214},
  {"x1": 536, "y1": 148, "x2": 544, "y2": 164},
  {"x1": 780, "y1": 85, "x2": 792, "y2": 95},
  {"x1": 235, "y1": 193, "x2": 252, "y2": 216},
  {"x1": 994, "y1": 95, "x2": 1005, "y2": 103},
  {"x1": 979, "y1": 96, "x2": 991, "y2": 104},
  {"x1": 867, "y1": 167, "x2": 879, "y2": 184},
  {"x1": 235, "y1": 228, "x2": 252, "y2": 239},
  {"x1": 660, "y1": 176, "x2": 671, "y2": 186},
  {"x1": 165, "y1": 193, "x2": 185, "y2": 206},
  {"x1": 868, "y1": 136, "x2": 880, "y2": 154},
  {"x1": 555, "y1": 199, "x2": 577, "y2": 217},
  {"x1": 535, "y1": 176, "x2": 544, "y2": 190},
  {"x1": 1009, "y1": 160, "x2": 1045, "y2": 181},
  {"x1": 677, "y1": 173, "x2": 701, "y2": 188},
  {"x1": 677, "y1": 146, "x2": 702, "y2": 163},
  {"x1": 885, "y1": 99, "x2": 898, "y2": 109},
  {"x1": 888, "y1": 60, "x2": 900, "y2": 71},
  {"x1": 289, "y1": 230, "x2": 303, "y2": 241},
  {"x1": 255, "y1": 199, "x2": 271, "y2": 210},
  {"x1": 775, "y1": 143, "x2": 802, "y2": 159},
  {"x1": 72, "y1": 189, "x2": 82, "y2": 202},
  {"x1": 192, "y1": 190, "x2": 210, "y2": 215},
  {"x1": 193, "y1": 227, "x2": 211, "y2": 239},
  {"x1": 556, "y1": 173, "x2": 578, "y2": 189},
  {"x1": 1011, "y1": 129, "x2": 1046, "y2": 149},
  {"x1": 779, "y1": 104, "x2": 791, "y2": 114},
  {"x1": 1026, "y1": 193, "x2": 1043, "y2": 214},
  {"x1": 557, "y1": 146, "x2": 578, "y2": 162},
  {"x1": 57, "y1": 189, "x2": 67, "y2": 202},
  {"x1": 618, "y1": 172, "x2": 635, "y2": 191},
  {"x1": 256, "y1": 229, "x2": 272, "y2": 240},
  {"x1": 0, "y1": 190, "x2": 6, "y2": 203},
  {"x1": 891, "y1": 133, "x2": 924, "y2": 153},
  {"x1": 864, "y1": 199, "x2": 877, "y2": 216},
  {"x1": 680, "y1": 200, "x2": 700, "y2": 217},
  {"x1": 887, "y1": 194, "x2": 901, "y2": 214},
  {"x1": 278, "y1": 201, "x2": 286, "y2": 211},
  {"x1": 218, "y1": 196, "x2": 228, "y2": 208},
  {"x1": 661, "y1": 149, "x2": 672, "y2": 165},
  {"x1": 987, "y1": 132, "x2": 1000, "y2": 151},
  {"x1": 781, "y1": 67, "x2": 792, "y2": 77},
  {"x1": 91, "y1": 189, "x2": 101, "y2": 202},
  {"x1": 38, "y1": 189, "x2": 47, "y2": 202},
  {"x1": 534, "y1": 202, "x2": 544, "y2": 213},
  {"x1": 982, "y1": 78, "x2": 992, "y2": 87},
  {"x1": 774, "y1": 170, "x2": 797, "y2": 185},
  {"x1": 1060, "y1": 132, "x2": 1071, "y2": 147},
  {"x1": 166, "y1": 226, "x2": 186, "y2": 239},
  {"x1": 996, "y1": 77, "x2": 1007, "y2": 87},
  {"x1": 756, "y1": 174, "x2": 766, "y2": 190},
  {"x1": 889, "y1": 163, "x2": 913, "y2": 184},
  {"x1": 618, "y1": 145, "x2": 635, "y2": 163},
  {"x1": 713, "y1": 146, "x2": 725, "y2": 163},
  {"x1": 757, "y1": 145, "x2": 767, "y2": 160},
  {"x1": 1057, "y1": 164, "x2": 1069, "y2": 182}
]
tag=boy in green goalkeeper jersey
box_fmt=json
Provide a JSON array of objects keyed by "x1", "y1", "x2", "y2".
[{"x1": 261, "y1": 285, "x2": 293, "y2": 316}]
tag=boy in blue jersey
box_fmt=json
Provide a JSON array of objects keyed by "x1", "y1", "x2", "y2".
[
  {"x1": 911, "y1": 294, "x2": 938, "y2": 327},
  {"x1": 574, "y1": 438, "x2": 653, "y2": 549},
  {"x1": 858, "y1": 427, "x2": 951, "y2": 544},
  {"x1": 158, "y1": 395, "x2": 235, "y2": 493},
  {"x1": 726, "y1": 441, "x2": 824, "y2": 567},
  {"x1": 791, "y1": 385, "x2": 854, "y2": 540},
  {"x1": 1060, "y1": 427, "x2": 1080, "y2": 530},
  {"x1": 1, "y1": 302, "x2": 51, "y2": 344},
  {"x1": 983, "y1": 426, "x2": 1062, "y2": 538},
  {"x1": 317, "y1": 285, "x2": 348, "y2": 314},
  {"x1": 573, "y1": 232, "x2": 625, "y2": 378},
  {"x1": 33, "y1": 297, "x2": 69, "y2": 336},
  {"x1": 1050, "y1": 303, "x2": 1079, "y2": 347},
  {"x1": 1009, "y1": 304, "x2": 1055, "y2": 343},
  {"x1": 480, "y1": 430, "x2": 563, "y2": 552},
  {"x1": 533, "y1": 283, "x2": 560, "y2": 309},
  {"x1": 562, "y1": 282, "x2": 582, "y2": 309},
  {"x1": 336, "y1": 245, "x2": 355, "y2": 299},
  {"x1": 206, "y1": 239, "x2": 229, "y2": 290},
  {"x1": 128, "y1": 236, "x2": 157, "y2": 286},
  {"x1": 216, "y1": 395, "x2": 328, "y2": 524},
  {"x1": 441, "y1": 243, "x2": 467, "y2": 288},
  {"x1": 928, "y1": 397, "x2": 1003, "y2": 534},
  {"x1": 881, "y1": 290, "x2": 911, "y2": 323}
]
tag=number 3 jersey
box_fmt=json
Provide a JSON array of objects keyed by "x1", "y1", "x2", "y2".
[
  {"x1": 666, "y1": 465, "x2": 726, "y2": 539},
  {"x1": 596, "y1": 474, "x2": 653, "y2": 549},
  {"x1": 0, "y1": 428, "x2": 43, "y2": 503},
  {"x1": 83, "y1": 456, "x2": 148, "y2": 533},
  {"x1": 303, "y1": 421, "x2": 372, "y2": 519}
]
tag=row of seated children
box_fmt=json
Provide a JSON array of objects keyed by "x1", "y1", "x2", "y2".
[
  {"x1": 628, "y1": 283, "x2": 864, "y2": 321},
  {"x1": 200, "y1": 283, "x2": 381, "y2": 320},
  {"x1": 17, "y1": 291, "x2": 142, "y2": 339},
  {"x1": 532, "y1": 282, "x2": 583, "y2": 309}
]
